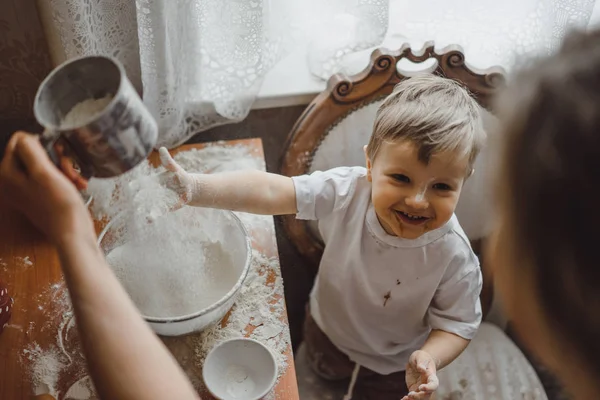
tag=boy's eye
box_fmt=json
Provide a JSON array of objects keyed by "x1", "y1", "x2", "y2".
[
  {"x1": 433, "y1": 183, "x2": 452, "y2": 191},
  {"x1": 391, "y1": 174, "x2": 410, "y2": 183}
]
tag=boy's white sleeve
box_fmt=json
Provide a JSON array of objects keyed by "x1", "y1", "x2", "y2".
[
  {"x1": 291, "y1": 167, "x2": 360, "y2": 220},
  {"x1": 427, "y1": 257, "x2": 483, "y2": 340}
]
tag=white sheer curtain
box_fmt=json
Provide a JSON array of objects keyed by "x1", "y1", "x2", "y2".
[
  {"x1": 39, "y1": 0, "x2": 388, "y2": 147},
  {"x1": 38, "y1": 0, "x2": 595, "y2": 147},
  {"x1": 387, "y1": 0, "x2": 597, "y2": 70}
]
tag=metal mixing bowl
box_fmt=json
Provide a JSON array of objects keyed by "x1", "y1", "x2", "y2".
[{"x1": 97, "y1": 208, "x2": 252, "y2": 336}]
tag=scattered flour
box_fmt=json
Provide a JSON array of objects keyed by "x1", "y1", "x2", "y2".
[
  {"x1": 61, "y1": 95, "x2": 113, "y2": 128},
  {"x1": 173, "y1": 144, "x2": 265, "y2": 174},
  {"x1": 194, "y1": 250, "x2": 290, "y2": 378},
  {"x1": 22, "y1": 283, "x2": 84, "y2": 399},
  {"x1": 23, "y1": 343, "x2": 66, "y2": 396},
  {"x1": 24, "y1": 144, "x2": 289, "y2": 399},
  {"x1": 16, "y1": 256, "x2": 34, "y2": 267}
]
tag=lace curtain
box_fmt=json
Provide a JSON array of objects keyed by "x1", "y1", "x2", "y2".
[
  {"x1": 38, "y1": 0, "x2": 595, "y2": 148},
  {"x1": 387, "y1": 0, "x2": 597, "y2": 71}
]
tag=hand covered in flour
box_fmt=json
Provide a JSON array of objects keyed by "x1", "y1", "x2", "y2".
[
  {"x1": 402, "y1": 350, "x2": 439, "y2": 400},
  {"x1": 158, "y1": 147, "x2": 202, "y2": 210}
]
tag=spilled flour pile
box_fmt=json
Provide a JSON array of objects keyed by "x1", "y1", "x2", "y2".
[
  {"x1": 21, "y1": 283, "x2": 82, "y2": 398},
  {"x1": 193, "y1": 249, "x2": 290, "y2": 374},
  {"x1": 23, "y1": 343, "x2": 64, "y2": 396},
  {"x1": 23, "y1": 144, "x2": 289, "y2": 399}
]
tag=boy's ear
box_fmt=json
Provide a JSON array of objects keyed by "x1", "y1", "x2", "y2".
[
  {"x1": 364, "y1": 145, "x2": 372, "y2": 182},
  {"x1": 467, "y1": 168, "x2": 475, "y2": 179}
]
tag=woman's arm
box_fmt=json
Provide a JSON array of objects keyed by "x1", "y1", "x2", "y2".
[
  {"x1": 57, "y1": 231, "x2": 200, "y2": 400},
  {"x1": 160, "y1": 147, "x2": 297, "y2": 215},
  {"x1": 1, "y1": 133, "x2": 199, "y2": 400}
]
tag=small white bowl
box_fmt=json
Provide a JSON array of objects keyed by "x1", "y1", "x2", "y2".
[{"x1": 203, "y1": 338, "x2": 277, "y2": 400}]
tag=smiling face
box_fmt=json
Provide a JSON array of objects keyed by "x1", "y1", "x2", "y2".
[{"x1": 365, "y1": 140, "x2": 469, "y2": 239}]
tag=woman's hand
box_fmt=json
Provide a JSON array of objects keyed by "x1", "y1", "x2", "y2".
[
  {"x1": 0, "y1": 132, "x2": 94, "y2": 246},
  {"x1": 402, "y1": 350, "x2": 439, "y2": 400}
]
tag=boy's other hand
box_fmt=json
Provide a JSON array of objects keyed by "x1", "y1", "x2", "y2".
[
  {"x1": 402, "y1": 350, "x2": 439, "y2": 400},
  {"x1": 158, "y1": 147, "x2": 198, "y2": 210}
]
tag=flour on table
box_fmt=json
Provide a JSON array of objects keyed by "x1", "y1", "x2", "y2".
[
  {"x1": 23, "y1": 144, "x2": 288, "y2": 399},
  {"x1": 23, "y1": 343, "x2": 66, "y2": 396},
  {"x1": 173, "y1": 144, "x2": 265, "y2": 174},
  {"x1": 61, "y1": 95, "x2": 113, "y2": 127},
  {"x1": 22, "y1": 283, "x2": 85, "y2": 399},
  {"x1": 194, "y1": 250, "x2": 290, "y2": 379},
  {"x1": 16, "y1": 256, "x2": 34, "y2": 267}
]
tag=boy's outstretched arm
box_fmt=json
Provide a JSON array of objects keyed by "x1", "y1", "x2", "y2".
[{"x1": 160, "y1": 147, "x2": 297, "y2": 215}]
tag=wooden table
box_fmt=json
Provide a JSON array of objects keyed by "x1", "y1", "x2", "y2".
[{"x1": 0, "y1": 138, "x2": 299, "y2": 400}]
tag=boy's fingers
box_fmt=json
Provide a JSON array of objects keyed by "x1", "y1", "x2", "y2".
[
  {"x1": 418, "y1": 376, "x2": 439, "y2": 393},
  {"x1": 168, "y1": 198, "x2": 186, "y2": 213},
  {"x1": 159, "y1": 147, "x2": 180, "y2": 173},
  {"x1": 406, "y1": 391, "x2": 430, "y2": 400}
]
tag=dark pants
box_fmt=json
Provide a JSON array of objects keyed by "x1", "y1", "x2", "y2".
[{"x1": 303, "y1": 309, "x2": 409, "y2": 400}]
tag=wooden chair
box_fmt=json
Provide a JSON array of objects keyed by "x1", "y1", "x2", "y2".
[{"x1": 280, "y1": 43, "x2": 549, "y2": 399}]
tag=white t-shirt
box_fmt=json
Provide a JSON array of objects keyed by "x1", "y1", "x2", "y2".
[{"x1": 292, "y1": 166, "x2": 482, "y2": 375}]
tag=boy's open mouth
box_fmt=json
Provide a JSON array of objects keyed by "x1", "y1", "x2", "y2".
[{"x1": 395, "y1": 210, "x2": 430, "y2": 226}]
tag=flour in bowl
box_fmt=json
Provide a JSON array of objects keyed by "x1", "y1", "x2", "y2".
[
  {"x1": 104, "y1": 207, "x2": 241, "y2": 318},
  {"x1": 61, "y1": 95, "x2": 113, "y2": 127}
]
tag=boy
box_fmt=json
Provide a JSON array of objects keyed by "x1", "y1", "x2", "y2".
[{"x1": 160, "y1": 74, "x2": 484, "y2": 400}]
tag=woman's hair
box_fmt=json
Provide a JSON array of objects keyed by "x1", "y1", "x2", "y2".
[
  {"x1": 366, "y1": 74, "x2": 485, "y2": 171},
  {"x1": 497, "y1": 29, "x2": 600, "y2": 376}
]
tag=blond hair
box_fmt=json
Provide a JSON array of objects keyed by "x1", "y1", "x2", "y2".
[{"x1": 366, "y1": 74, "x2": 485, "y2": 171}]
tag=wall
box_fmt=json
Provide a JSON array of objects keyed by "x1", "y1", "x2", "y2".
[{"x1": 0, "y1": 0, "x2": 53, "y2": 147}]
